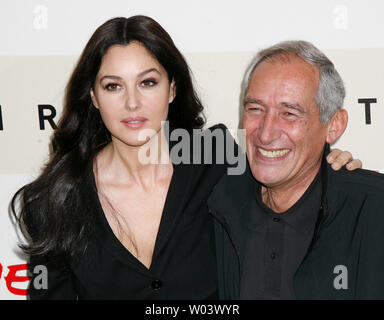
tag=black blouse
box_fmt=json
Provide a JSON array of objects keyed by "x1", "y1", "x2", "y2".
[{"x1": 28, "y1": 124, "x2": 233, "y2": 299}]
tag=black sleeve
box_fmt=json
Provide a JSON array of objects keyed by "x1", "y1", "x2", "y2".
[
  {"x1": 195, "y1": 123, "x2": 244, "y2": 166},
  {"x1": 208, "y1": 123, "x2": 246, "y2": 175},
  {"x1": 28, "y1": 253, "x2": 78, "y2": 300}
]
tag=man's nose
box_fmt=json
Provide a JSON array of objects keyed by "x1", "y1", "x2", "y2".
[{"x1": 258, "y1": 112, "x2": 281, "y2": 145}]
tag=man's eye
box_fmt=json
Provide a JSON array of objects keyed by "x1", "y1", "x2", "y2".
[
  {"x1": 282, "y1": 112, "x2": 297, "y2": 119},
  {"x1": 246, "y1": 106, "x2": 262, "y2": 112},
  {"x1": 104, "y1": 83, "x2": 121, "y2": 91}
]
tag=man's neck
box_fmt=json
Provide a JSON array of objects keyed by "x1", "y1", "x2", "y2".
[{"x1": 261, "y1": 165, "x2": 321, "y2": 213}]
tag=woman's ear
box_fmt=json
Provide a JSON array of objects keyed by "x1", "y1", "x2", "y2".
[
  {"x1": 326, "y1": 109, "x2": 348, "y2": 144},
  {"x1": 168, "y1": 79, "x2": 176, "y2": 104},
  {"x1": 90, "y1": 88, "x2": 99, "y2": 109}
]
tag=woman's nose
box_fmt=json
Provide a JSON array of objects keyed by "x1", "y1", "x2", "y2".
[{"x1": 124, "y1": 86, "x2": 140, "y2": 111}]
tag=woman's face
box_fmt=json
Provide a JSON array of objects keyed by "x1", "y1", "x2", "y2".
[{"x1": 91, "y1": 41, "x2": 175, "y2": 148}]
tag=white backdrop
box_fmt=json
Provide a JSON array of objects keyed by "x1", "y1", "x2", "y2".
[{"x1": 0, "y1": 0, "x2": 383, "y2": 299}]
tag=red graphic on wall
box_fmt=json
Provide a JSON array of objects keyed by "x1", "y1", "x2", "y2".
[{"x1": 0, "y1": 263, "x2": 30, "y2": 296}]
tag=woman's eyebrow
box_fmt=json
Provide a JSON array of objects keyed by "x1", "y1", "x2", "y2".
[
  {"x1": 99, "y1": 75, "x2": 122, "y2": 82},
  {"x1": 137, "y1": 68, "x2": 161, "y2": 77},
  {"x1": 99, "y1": 68, "x2": 161, "y2": 83}
]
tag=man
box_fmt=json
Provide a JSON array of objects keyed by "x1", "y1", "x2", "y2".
[{"x1": 208, "y1": 40, "x2": 384, "y2": 299}]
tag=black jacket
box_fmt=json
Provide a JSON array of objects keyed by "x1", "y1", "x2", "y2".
[{"x1": 208, "y1": 146, "x2": 384, "y2": 299}]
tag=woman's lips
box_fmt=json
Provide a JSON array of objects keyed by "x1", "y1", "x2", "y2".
[{"x1": 121, "y1": 117, "x2": 148, "y2": 129}]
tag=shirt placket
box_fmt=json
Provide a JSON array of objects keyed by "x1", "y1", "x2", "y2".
[{"x1": 263, "y1": 216, "x2": 285, "y2": 298}]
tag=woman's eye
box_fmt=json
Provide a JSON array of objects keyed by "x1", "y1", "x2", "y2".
[
  {"x1": 141, "y1": 79, "x2": 157, "y2": 87},
  {"x1": 104, "y1": 83, "x2": 121, "y2": 91}
]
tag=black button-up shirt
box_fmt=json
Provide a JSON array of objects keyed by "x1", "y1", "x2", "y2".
[{"x1": 240, "y1": 170, "x2": 322, "y2": 299}]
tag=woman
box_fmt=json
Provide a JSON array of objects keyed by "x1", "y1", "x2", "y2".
[{"x1": 11, "y1": 16, "x2": 360, "y2": 299}]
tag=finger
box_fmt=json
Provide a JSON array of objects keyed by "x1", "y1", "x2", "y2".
[
  {"x1": 327, "y1": 148, "x2": 342, "y2": 163},
  {"x1": 336, "y1": 151, "x2": 352, "y2": 165},
  {"x1": 346, "y1": 159, "x2": 363, "y2": 171},
  {"x1": 331, "y1": 151, "x2": 352, "y2": 171}
]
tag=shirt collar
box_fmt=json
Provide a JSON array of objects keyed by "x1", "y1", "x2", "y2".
[{"x1": 252, "y1": 166, "x2": 322, "y2": 235}]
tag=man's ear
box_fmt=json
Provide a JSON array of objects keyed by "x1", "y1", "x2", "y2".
[
  {"x1": 168, "y1": 79, "x2": 176, "y2": 104},
  {"x1": 326, "y1": 109, "x2": 348, "y2": 144},
  {"x1": 90, "y1": 88, "x2": 99, "y2": 109}
]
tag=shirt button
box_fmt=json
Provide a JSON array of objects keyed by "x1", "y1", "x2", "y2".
[
  {"x1": 271, "y1": 252, "x2": 277, "y2": 260},
  {"x1": 273, "y1": 217, "x2": 280, "y2": 222},
  {"x1": 151, "y1": 280, "x2": 162, "y2": 291}
]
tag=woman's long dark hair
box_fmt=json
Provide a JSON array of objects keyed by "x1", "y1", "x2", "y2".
[{"x1": 11, "y1": 16, "x2": 205, "y2": 264}]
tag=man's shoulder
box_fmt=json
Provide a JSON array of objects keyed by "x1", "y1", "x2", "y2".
[
  {"x1": 328, "y1": 167, "x2": 384, "y2": 196},
  {"x1": 326, "y1": 167, "x2": 384, "y2": 224},
  {"x1": 322, "y1": 167, "x2": 384, "y2": 257}
]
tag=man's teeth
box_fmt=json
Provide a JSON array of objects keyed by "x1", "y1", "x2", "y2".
[
  {"x1": 128, "y1": 120, "x2": 141, "y2": 123},
  {"x1": 258, "y1": 148, "x2": 290, "y2": 158}
]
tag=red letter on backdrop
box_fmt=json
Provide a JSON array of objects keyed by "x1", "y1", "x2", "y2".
[{"x1": 4, "y1": 264, "x2": 30, "y2": 296}]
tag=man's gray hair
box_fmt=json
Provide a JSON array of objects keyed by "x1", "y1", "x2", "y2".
[{"x1": 240, "y1": 40, "x2": 345, "y2": 123}]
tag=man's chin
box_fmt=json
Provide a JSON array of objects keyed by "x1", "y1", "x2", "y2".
[{"x1": 249, "y1": 165, "x2": 288, "y2": 188}]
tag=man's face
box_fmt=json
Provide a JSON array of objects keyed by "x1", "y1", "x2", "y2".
[{"x1": 243, "y1": 54, "x2": 329, "y2": 190}]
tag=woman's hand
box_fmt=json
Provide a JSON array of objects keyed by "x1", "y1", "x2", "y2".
[{"x1": 327, "y1": 149, "x2": 362, "y2": 171}]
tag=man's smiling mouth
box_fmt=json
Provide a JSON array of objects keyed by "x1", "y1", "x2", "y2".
[{"x1": 258, "y1": 147, "x2": 291, "y2": 158}]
